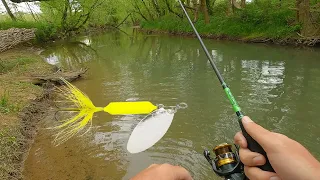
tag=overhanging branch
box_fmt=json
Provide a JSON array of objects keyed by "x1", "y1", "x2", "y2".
[{"x1": 10, "y1": 0, "x2": 48, "y2": 3}]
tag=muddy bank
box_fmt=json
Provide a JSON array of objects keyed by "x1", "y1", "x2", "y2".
[
  {"x1": 1, "y1": 81, "x2": 85, "y2": 180},
  {"x1": 140, "y1": 28, "x2": 320, "y2": 47},
  {"x1": 9, "y1": 93, "x2": 53, "y2": 179},
  {"x1": 0, "y1": 47, "x2": 86, "y2": 180}
]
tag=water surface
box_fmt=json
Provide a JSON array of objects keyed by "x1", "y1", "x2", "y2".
[{"x1": 24, "y1": 30, "x2": 320, "y2": 180}]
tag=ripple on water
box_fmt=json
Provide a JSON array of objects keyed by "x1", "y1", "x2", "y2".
[{"x1": 241, "y1": 60, "x2": 285, "y2": 110}]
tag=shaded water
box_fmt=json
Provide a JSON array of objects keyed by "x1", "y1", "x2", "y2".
[{"x1": 24, "y1": 30, "x2": 320, "y2": 180}]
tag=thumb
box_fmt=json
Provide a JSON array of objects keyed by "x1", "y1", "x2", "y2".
[{"x1": 242, "y1": 116, "x2": 273, "y2": 150}]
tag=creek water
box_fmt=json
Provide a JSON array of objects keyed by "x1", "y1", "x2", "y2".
[{"x1": 23, "y1": 29, "x2": 320, "y2": 180}]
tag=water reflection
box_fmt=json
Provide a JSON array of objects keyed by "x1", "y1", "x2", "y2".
[
  {"x1": 241, "y1": 60, "x2": 285, "y2": 105},
  {"x1": 24, "y1": 30, "x2": 320, "y2": 180},
  {"x1": 41, "y1": 37, "x2": 98, "y2": 70}
]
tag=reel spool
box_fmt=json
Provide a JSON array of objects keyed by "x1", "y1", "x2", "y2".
[
  {"x1": 204, "y1": 143, "x2": 245, "y2": 180},
  {"x1": 214, "y1": 143, "x2": 236, "y2": 170}
]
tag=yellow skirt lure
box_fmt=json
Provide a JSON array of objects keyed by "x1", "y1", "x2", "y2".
[{"x1": 51, "y1": 78, "x2": 157, "y2": 146}]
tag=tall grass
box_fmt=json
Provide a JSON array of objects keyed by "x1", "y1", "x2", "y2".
[{"x1": 142, "y1": 1, "x2": 301, "y2": 39}]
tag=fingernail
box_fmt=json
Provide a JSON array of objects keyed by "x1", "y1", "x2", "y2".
[
  {"x1": 253, "y1": 156, "x2": 264, "y2": 165},
  {"x1": 270, "y1": 176, "x2": 280, "y2": 180},
  {"x1": 242, "y1": 116, "x2": 253, "y2": 124}
]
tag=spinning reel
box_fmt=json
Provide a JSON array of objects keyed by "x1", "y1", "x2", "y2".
[{"x1": 204, "y1": 143, "x2": 246, "y2": 180}]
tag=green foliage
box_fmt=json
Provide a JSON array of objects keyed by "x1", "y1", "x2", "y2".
[
  {"x1": 35, "y1": 22, "x2": 58, "y2": 42},
  {"x1": 142, "y1": 15, "x2": 192, "y2": 32},
  {"x1": 0, "y1": 92, "x2": 18, "y2": 114},
  {"x1": 142, "y1": 0, "x2": 301, "y2": 39},
  {"x1": 89, "y1": 0, "x2": 121, "y2": 27},
  {"x1": 40, "y1": 0, "x2": 120, "y2": 34},
  {"x1": 0, "y1": 0, "x2": 126, "y2": 42},
  {"x1": 0, "y1": 0, "x2": 313, "y2": 41}
]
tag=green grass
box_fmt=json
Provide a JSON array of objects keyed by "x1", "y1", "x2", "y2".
[
  {"x1": 142, "y1": 2, "x2": 301, "y2": 39},
  {"x1": 0, "y1": 57, "x2": 36, "y2": 74},
  {"x1": 0, "y1": 92, "x2": 10, "y2": 114},
  {"x1": 0, "y1": 92, "x2": 19, "y2": 114}
]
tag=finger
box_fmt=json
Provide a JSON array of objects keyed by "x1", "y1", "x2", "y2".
[
  {"x1": 131, "y1": 164, "x2": 160, "y2": 180},
  {"x1": 241, "y1": 116, "x2": 273, "y2": 150},
  {"x1": 234, "y1": 132, "x2": 247, "y2": 148},
  {"x1": 239, "y1": 148, "x2": 266, "y2": 166},
  {"x1": 171, "y1": 166, "x2": 193, "y2": 180},
  {"x1": 244, "y1": 166, "x2": 280, "y2": 180}
]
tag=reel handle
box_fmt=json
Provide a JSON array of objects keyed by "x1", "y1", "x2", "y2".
[{"x1": 237, "y1": 111, "x2": 275, "y2": 172}]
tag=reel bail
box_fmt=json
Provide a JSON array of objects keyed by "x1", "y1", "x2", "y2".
[{"x1": 204, "y1": 143, "x2": 246, "y2": 180}]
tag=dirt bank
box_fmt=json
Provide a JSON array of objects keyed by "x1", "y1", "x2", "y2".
[
  {"x1": 0, "y1": 46, "x2": 85, "y2": 180},
  {"x1": 140, "y1": 29, "x2": 320, "y2": 47}
]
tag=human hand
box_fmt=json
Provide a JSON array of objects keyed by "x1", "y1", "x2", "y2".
[
  {"x1": 131, "y1": 164, "x2": 193, "y2": 180},
  {"x1": 234, "y1": 116, "x2": 320, "y2": 180}
]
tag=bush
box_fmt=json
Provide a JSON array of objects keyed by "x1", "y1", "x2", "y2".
[
  {"x1": 142, "y1": 0, "x2": 300, "y2": 39},
  {"x1": 35, "y1": 22, "x2": 58, "y2": 42}
]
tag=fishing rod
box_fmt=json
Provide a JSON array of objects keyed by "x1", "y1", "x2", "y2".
[{"x1": 177, "y1": 0, "x2": 275, "y2": 179}]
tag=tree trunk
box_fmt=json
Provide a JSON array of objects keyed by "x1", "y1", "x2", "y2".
[
  {"x1": 206, "y1": 0, "x2": 212, "y2": 15},
  {"x1": 297, "y1": 0, "x2": 316, "y2": 36},
  {"x1": 296, "y1": 0, "x2": 302, "y2": 22},
  {"x1": 226, "y1": 0, "x2": 233, "y2": 16},
  {"x1": 192, "y1": 0, "x2": 199, "y2": 22},
  {"x1": 231, "y1": 0, "x2": 242, "y2": 9},
  {"x1": 241, "y1": 0, "x2": 246, "y2": 8},
  {"x1": 200, "y1": 0, "x2": 209, "y2": 24},
  {"x1": 1, "y1": 0, "x2": 16, "y2": 21}
]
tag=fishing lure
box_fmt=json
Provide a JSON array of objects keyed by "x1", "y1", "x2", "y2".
[
  {"x1": 127, "y1": 103, "x2": 187, "y2": 153},
  {"x1": 51, "y1": 78, "x2": 187, "y2": 151}
]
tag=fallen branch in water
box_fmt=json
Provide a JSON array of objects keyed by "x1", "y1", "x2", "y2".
[{"x1": 19, "y1": 68, "x2": 88, "y2": 86}]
